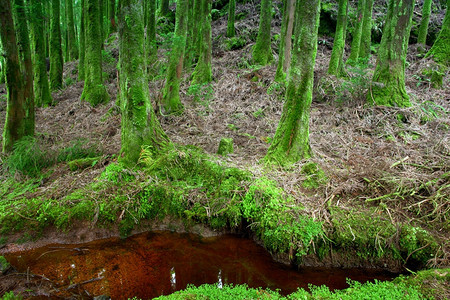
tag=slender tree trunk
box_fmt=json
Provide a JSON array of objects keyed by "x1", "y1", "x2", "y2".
[
  {"x1": 108, "y1": 0, "x2": 117, "y2": 34},
  {"x1": 0, "y1": 0, "x2": 27, "y2": 152},
  {"x1": 118, "y1": 0, "x2": 169, "y2": 165},
  {"x1": 370, "y1": 0, "x2": 416, "y2": 107},
  {"x1": 13, "y1": 0, "x2": 35, "y2": 136},
  {"x1": 425, "y1": 0, "x2": 449, "y2": 65},
  {"x1": 44, "y1": 1, "x2": 50, "y2": 58},
  {"x1": 359, "y1": 0, "x2": 373, "y2": 59},
  {"x1": 265, "y1": 0, "x2": 321, "y2": 165},
  {"x1": 252, "y1": 0, "x2": 273, "y2": 65},
  {"x1": 418, "y1": 0, "x2": 432, "y2": 45},
  {"x1": 184, "y1": 0, "x2": 194, "y2": 67},
  {"x1": 81, "y1": 0, "x2": 110, "y2": 106},
  {"x1": 161, "y1": 0, "x2": 188, "y2": 115},
  {"x1": 192, "y1": 0, "x2": 202, "y2": 63},
  {"x1": 275, "y1": 0, "x2": 295, "y2": 81},
  {"x1": 66, "y1": 0, "x2": 79, "y2": 60},
  {"x1": 328, "y1": 0, "x2": 348, "y2": 75},
  {"x1": 348, "y1": 0, "x2": 365, "y2": 63},
  {"x1": 146, "y1": 0, "x2": 157, "y2": 75},
  {"x1": 192, "y1": 0, "x2": 212, "y2": 85},
  {"x1": 99, "y1": 0, "x2": 104, "y2": 41},
  {"x1": 30, "y1": 0, "x2": 52, "y2": 107},
  {"x1": 78, "y1": 0, "x2": 86, "y2": 80},
  {"x1": 159, "y1": 0, "x2": 169, "y2": 16},
  {"x1": 49, "y1": 0, "x2": 64, "y2": 90},
  {"x1": 226, "y1": 0, "x2": 236, "y2": 38}
]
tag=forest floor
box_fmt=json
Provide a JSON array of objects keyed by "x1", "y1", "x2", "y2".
[{"x1": 0, "y1": 1, "x2": 449, "y2": 299}]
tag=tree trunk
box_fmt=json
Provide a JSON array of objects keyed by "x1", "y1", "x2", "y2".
[
  {"x1": 13, "y1": 0, "x2": 35, "y2": 136},
  {"x1": 226, "y1": 0, "x2": 236, "y2": 38},
  {"x1": 49, "y1": 0, "x2": 64, "y2": 90},
  {"x1": 161, "y1": 0, "x2": 188, "y2": 115},
  {"x1": 328, "y1": 0, "x2": 348, "y2": 76},
  {"x1": 30, "y1": 0, "x2": 52, "y2": 107},
  {"x1": 81, "y1": 0, "x2": 110, "y2": 106},
  {"x1": 66, "y1": 0, "x2": 79, "y2": 60},
  {"x1": 275, "y1": 0, "x2": 295, "y2": 82},
  {"x1": 370, "y1": 0, "x2": 415, "y2": 107},
  {"x1": 192, "y1": 0, "x2": 212, "y2": 85},
  {"x1": 147, "y1": 0, "x2": 157, "y2": 74},
  {"x1": 265, "y1": 0, "x2": 321, "y2": 165},
  {"x1": 348, "y1": 0, "x2": 365, "y2": 63},
  {"x1": 417, "y1": 0, "x2": 432, "y2": 45},
  {"x1": 425, "y1": 0, "x2": 449, "y2": 65},
  {"x1": 0, "y1": 0, "x2": 27, "y2": 152},
  {"x1": 160, "y1": 0, "x2": 169, "y2": 16},
  {"x1": 118, "y1": 0, "x2": 169, "y2": 165},
  {"x1": 252, "y1": 0, "x2": 272, "y2": 65},
  {"x1": 78, "y1": 0, "x2": 86, "y2": 80},
  {"x1": 108, "y1": 0, "x2": 117, "y2": 34},
  {"x1": 359, "y1": 0, "x2": 373, "y2": 59}
]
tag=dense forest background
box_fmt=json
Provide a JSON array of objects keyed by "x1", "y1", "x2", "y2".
[{"x1": 0, "y1": 0, "x2": 449, "y2": 298}]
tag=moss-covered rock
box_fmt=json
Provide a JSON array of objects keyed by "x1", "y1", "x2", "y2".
[{"x1": 217, "y1": 138, "x2": 234, "y2": 155}]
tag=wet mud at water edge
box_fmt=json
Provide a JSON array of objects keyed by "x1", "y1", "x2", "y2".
[{"x1": 3, "y1": 231, "x2": 397, "y2": 299}]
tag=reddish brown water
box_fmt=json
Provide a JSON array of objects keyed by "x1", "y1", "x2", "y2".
[{"x1": 4, "y1": 231, "x2": 396, "y2": 299}]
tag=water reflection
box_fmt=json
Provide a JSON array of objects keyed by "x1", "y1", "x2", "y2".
[{"x1": 4, "y1": 232, "x2": 397, "y2": 300}]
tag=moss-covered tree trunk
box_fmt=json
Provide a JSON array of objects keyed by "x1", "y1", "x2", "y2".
[
  {"x1": 275, "y1": 0, "x2": 295, "y2": 81},
  {"x1": 99, "y1": 0, "x2": 105, "y2": 41},
  {"x1": 192, "y1": 0, "x2": 212, "y2": 84},
  {"x1": 146, "y1": 0, "x2": 157, "y2": 74},
  {"x1": 159, "y1": 0, "x2": 169, "y2": 16},
  {"x1": 161, "y1": 0, "x2": 188, "y2": 115},
  {"x1": 13, "y1": 0, "x2": 35, "y2": 136},
  {"x1": 49, "y1": 0, "x2": 63, "y2": 90},
  {"x1": 425, "y1": 0, "x2": 449, "y2": 65},
  {"x1": 184, "y1": 0, "x2": 194, "y2": 67},
  {"x1": 370, "y1": 0, "x2": 415, "y2": 107},
  {"x1": 66, "y1": 0, "x2": 79, "y2": 60},
  {"x1": 252, "y1": 0, "x2": 273, "y2": 65},
  {"x1": 78, "y1": 0, "x2": 86, "y2": 80},
  {"x1": 30, "y1": 0, "x2": 52, "y2": 107},
  {"x1": 417, "y1": 0, "x2": 432, "y2": 45},
  {"x1": 0, "y1": 0, "x2": 27, "y2": 152},
  {"x1": 265, "y1": 0, "x2": 321, "y2": 165},
  {"x1": 118, "y1": 0, "x2": 169, "y2": 165},
  {"x1": 359, "y1": 0, "x2": 373, "y2": 59},
  {"x1": 81, "y1": 0, "x2": 110, "y2": 106},
  {"x1": 226, "y1": 0, "x2": 236, "y2": 38},
  {"x1": 108, "y1": 0, "x2": 117, "y2": 34},
  {"x1": 348, "y1": 0, "x2": 365, "y2": 63},
  {"x1": 328, "y1": 0, "x2": 348, "y2": 75}
]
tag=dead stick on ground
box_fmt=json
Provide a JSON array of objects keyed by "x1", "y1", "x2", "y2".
[{"x1": 66, "y1": 277, "x2": 104, "y2": 290}]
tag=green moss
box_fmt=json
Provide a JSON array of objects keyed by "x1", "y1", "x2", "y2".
[
  {"x1": 301, "y1": 162, "x2": 328, "y2": 189},
  {"x1": 0, "y1": 256, "x2": 11, "y2": 274},
  {"x1": 67, "y1": 157, "x2": 99, "y2": 171},
  {"x1": 328, "y1": 206, "x2": 439, "y2": 265},
  {"x1": 348, "y1": 0, "x2": 365, "y2": 63},
  {"x1": 417, "y1": 0, "x2": 432, "y2": 45},
  {"x1": 217, "y1": 138, "x2": 234, "y2": 155}
]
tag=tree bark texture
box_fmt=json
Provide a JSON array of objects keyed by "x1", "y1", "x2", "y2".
[
  {"x1": 348, "y1": 0, "x2": 365, "y2": 63},
  {"x1": 425, "y1": 0, "x2": 449, "y2": 65},
  {"x1": 226, "y1": 0, "x2": 236, "y2": 37},
  {"x1": 252, "y1": 0, "x2": 273, "y2": 65},
  {"x1": 328, "y1": 0, "x2": 348, "y2": 76},
  {"x1": 265, "y1": 0, "x2": 321, "y2": 165},
  {"x1": 50, "y1": 0, "x2": 64, "y2": 90},
  {"x1": 192, "y1": 0, "x2": 212, "y2": 85},
  {"x1": 118, "y1": 0, "x2": 169, "y2": 165},
  {"x1": 275, "y1": 0, "x2": 295, "y2": 82},
  {"x1": 370, "y1": 0, "x2": 416, "y2": 107}
]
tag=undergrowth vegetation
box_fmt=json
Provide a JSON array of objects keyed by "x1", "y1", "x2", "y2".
[{"x1": 153, "y1": 268, "x2": 450, "y2": 300}]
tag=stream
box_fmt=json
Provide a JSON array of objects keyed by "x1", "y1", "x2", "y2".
[{"x1": 4, "y1": 231, "x2": 397, "y2": 299}]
